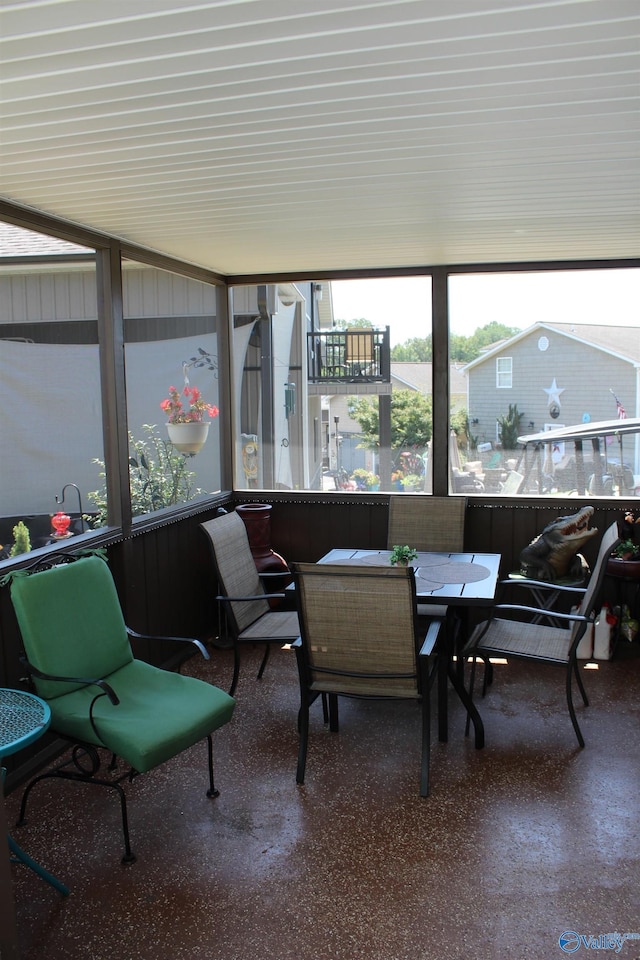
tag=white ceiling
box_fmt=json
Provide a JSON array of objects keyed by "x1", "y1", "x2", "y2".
[{"x1": 1, "y1": 0, "x2": 638, "y2": 276}]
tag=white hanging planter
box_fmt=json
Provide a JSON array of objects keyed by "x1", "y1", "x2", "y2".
[{"x1": 166, "y1": 421, "x2": 209, "y2": 455}]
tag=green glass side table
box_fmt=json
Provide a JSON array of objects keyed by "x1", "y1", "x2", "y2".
[{"x1": 1, "y1": 688, "x2": 69, "y2": 896}]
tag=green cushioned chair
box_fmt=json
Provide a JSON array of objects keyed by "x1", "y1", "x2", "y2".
[{"x1": 9, "y1": 553, "x2": 235, "y2": 863}]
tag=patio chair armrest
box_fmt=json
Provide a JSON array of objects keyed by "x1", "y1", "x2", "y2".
[
  {"x1": 419, "y1": 617, "x2": 444, "y2": 657},
  {"x1": 126, "y1": 627, "x2": 209, "y2": 660},
  {"x1": 500, "y1": 576, "x2": 586, "y2": 596},
  {"x1": 20, "y1": 657, "x2": 120, "y2": 705},
  {"x1": 215, "y1": 592, "x2": 286, "y2": 602},
  {"x1": 492, "y1": 603, "x2": 592, "y2": 625}
]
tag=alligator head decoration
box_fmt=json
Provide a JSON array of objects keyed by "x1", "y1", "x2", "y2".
[{"x1": 519, "y1": 506, "x2": 599, "y2": 581}]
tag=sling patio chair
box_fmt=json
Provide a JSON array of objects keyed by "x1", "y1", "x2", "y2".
[
  {"x1": 291, "y1": 561, "x2": 442, "y2": 796},
  {"x1": 462, "y1": 521, "x2": 621, "y2": 747},
  {"x1": 387, "y1": 495, "x2": 467, "y2": 620},
  {"x1": 387, "y1": 495, "x2": 466, "y2": 554},
  {"x1": 7, "y1": 552, "x2": 235, "y2": 863},
  {"x1": 200, "y1": 511, "x2": 300, "y2": 696}
]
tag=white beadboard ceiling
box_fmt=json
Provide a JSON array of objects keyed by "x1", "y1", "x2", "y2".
[{"x1": 1, "y1": 0, "x2": 638, "y2": 275}]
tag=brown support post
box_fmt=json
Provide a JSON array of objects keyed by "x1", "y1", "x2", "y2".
[
  {"x1": 379, "y1": 393, "x2": 392, "y2": 487},
  {"x1": 96, "y1": 245, "x2": 131, "y2": 532},
  {"x1": 431, "y1": 267, "x2": 449, "y2": 496}
]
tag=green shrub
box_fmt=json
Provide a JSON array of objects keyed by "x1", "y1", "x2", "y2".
[{"x1": 88, "y1": 424, "x2": 203, "y2": 527}]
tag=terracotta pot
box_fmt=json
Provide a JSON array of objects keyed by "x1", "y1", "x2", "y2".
[
  {"x1": 236, "y1": 504, "x2": 291, "y2": 607},
  {"x1": 607, "y1": 557, "x2": 640, "y2": 579}
]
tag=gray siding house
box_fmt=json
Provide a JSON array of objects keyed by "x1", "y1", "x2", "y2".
[
  {"x1": 463, "y1": 321, "x2": 640, "y2": 481},
  {"x1": 464, "y1": 322, "x2": 640, "y2": 441}
]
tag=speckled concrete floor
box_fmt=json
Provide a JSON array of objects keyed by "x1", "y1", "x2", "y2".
[{"x1": 5, "y1": 643, "x2": 640, "y2": 960}]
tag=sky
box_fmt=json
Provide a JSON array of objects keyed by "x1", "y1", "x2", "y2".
[{"x1": 330, "y1": 270, "x2": 640, "y2": 346}]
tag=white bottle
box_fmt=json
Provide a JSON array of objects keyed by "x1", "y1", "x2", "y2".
[
  {"x1": 574, "y1": 605, "x2": 593, "y2": 659},
  {"x1": 593, "y1": 606, "x2": 614, "y2": 660}
]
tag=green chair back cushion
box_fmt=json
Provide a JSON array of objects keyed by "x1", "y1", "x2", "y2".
[{"x1": 10, "y1": 556, "x2": 134, "y2": 700}]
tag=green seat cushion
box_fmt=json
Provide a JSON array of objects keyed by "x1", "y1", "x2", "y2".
[{"x1": 49, "y1": 659, "x2": 235, "y2": 773}]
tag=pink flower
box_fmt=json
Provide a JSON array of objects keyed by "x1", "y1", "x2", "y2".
[{"x1": 161, "y1": 383, "x2": 219, "y2": 424}]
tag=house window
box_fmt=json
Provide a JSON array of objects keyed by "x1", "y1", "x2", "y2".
[{"x1": 496, "y1": 357, "x2": 512, "y2": 389}]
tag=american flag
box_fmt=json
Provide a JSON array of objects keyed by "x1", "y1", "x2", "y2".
[{"x1": 611, "y1": 390, "x2": 626, "y2": 420}]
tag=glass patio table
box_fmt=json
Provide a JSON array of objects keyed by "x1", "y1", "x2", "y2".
[{"x1": 318, "y1": 549, "x2": 502, "y2": 748}]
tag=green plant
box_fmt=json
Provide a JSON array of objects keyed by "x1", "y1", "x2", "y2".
[
  {"x1": 350, "y1": 468, "x2": 379, "y2": 489},
  {"x1": 401, "y1": 473, "x2": 423, "y2": 491},
  {"x1": 389, "y1": 544, "x2": 418, "y2": 566},
  {"x1": 496, "y1": 403, "x2": 524, "y2": 450},
  {"x1": 612, "y1": 539, "x2": 640, "y2": 561},
  {"x1": 88, "y1": 424, "x2": 203, "y2": 526},
  {"x1": 10, "y1": 520, "x2": 31, "y2": 557}
]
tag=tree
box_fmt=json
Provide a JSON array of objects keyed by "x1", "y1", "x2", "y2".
[
  {"x1": 333, "y1": 317, "x2": 374, "y2": 330},
  {"x1": 348, "y1": 390, "x2": 433, "y2": 450},
  {"x1": 390, "y1": 322, "x2": 519, "y2": 363},
  {"x1": 391, "y1": 336, "x2": 432, "y2": 361}
]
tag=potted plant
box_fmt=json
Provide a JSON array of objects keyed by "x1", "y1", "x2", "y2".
[
  {"x1": 389, "y1": 544, "x2": 418, "y2": 566},
  {"x1": 391, "y1": 469, "x2": 404, "y2": 491},
  {"x1": 350, "y1": 468, "x2": 380, "y2": 491},
  {"x1": 160, "y1": 384, "x2": 219, "y2": 455},
  {"x1": 9, "y1": 520, "x2": 31, "y2": 557},
  {"x1": 607, "y1": 512, "x2": 640, "y2": 577},
  {"x1": 401, "y1": 473, "x2": 423, "y2": 492}
]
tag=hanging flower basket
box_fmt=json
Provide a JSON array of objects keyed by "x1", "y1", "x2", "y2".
[
  {"x1": 161, "y1": 382, "x2": 219, "y2": 456},
  {"x1": 166, "y1": 421, "x2": 210, "y2": 455}
]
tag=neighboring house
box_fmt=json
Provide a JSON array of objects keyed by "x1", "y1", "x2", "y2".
[
  {"x1": 463, "y1": 321, "x2": 640, "y2": 474},
  {"x1": 390, "y1": 362, "x2": 467, "y2": 411}
]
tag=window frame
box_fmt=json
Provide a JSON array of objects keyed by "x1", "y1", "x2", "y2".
[{"x1": 496, "y1": 356, "x2": 513, "y2": 389}]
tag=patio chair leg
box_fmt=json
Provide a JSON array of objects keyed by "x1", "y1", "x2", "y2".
[
  {"x1": 18, "y1": 768, "x2": 137, "y2": 864},
  {"x1": 573, "y1": 657, "x2": 589, "y2": 706},
  {"x1": 566, "y1": 663, "x2": 585, "y2": 748},
  {"x1": 229, "y1": 643, "x2": 241, "y2": 697},
  {"x1": 321, "y1": 692, "x2": 329, "y2": 723},
  {"x1": 420, "y1": 686, "x2": 431, "y2": 797},
  {"x1": 464, "y1": 654, "x2": 478, "y2": 737},
  {"x1": 205, "y1": 734, "x2": 219, "y2": 798},
  {"x1": 296, "y1": 702, "x2": 310, "y2": 785},
  {"x1": 328, "y1": 694, "x2": 339, "y2": 732},
  {"x1": 257, "y1": 643, "x2": 271, "y2": 680}
]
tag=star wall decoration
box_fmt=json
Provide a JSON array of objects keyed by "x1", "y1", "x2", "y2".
[{"x1": 543, "y1": 378, "x2": 565, "y2": 407}]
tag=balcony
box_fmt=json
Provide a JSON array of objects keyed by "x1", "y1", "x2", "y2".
[{"x1": 307, "y1": 328, "x2": 391, "y2": 386}]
